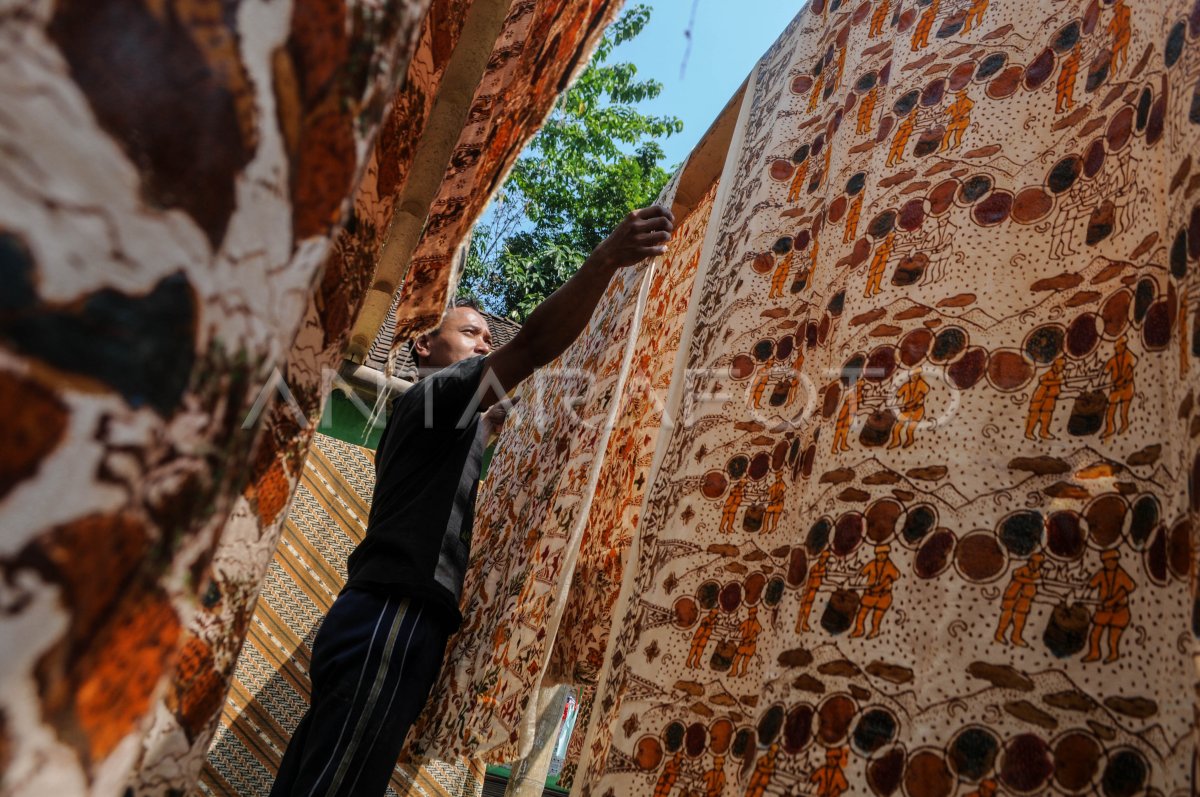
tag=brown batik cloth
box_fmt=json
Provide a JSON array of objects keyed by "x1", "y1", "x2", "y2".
[
  {"x1": 421, "y1": 1, "x2": 1200, "y2": 795},
  {"x1": 576, "y1": 1, "x2": 1200, "y2": 795}
]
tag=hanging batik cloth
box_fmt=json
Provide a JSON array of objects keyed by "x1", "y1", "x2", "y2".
[
  {"x1": 576, "y1": 0, "x2": 1200, "y2": 795},
  {"x1": 406, "y1": 166, "x2": 726, "y2": 764},
  {"x1": 417, "y1": 0, "x2": 1200, "y2": 795}
]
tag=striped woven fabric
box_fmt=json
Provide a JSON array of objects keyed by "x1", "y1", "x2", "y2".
[{"x1": 201, "y1": 433, "x2": 483, "y2": 797}]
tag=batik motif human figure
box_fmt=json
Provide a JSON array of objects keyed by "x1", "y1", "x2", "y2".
[
  {"x1": 994, "y1": 553, "x2": 1044, "y2": 647},
  {"x1": 654, "y1": 750, "x2": 684, "y2": 797},
  {"x1": 702, "y1": 754, "x2": 727, "y2": 797},
  {"x1": 886, "y1": 110, "x2": 916, "y2": 167},
  {"x1": 856, "y1": 86, "x2": 878, "y2": 135},
  {"x1": 1103, "y1": 336, "x2": 1137, "y2": 439},
  {"x1": 832, "y1": 378, "x2": 863, "y2": 453},
  {"x1": 1056, "y1": 43, "x2": 1081, "y2": 113},
  {"x1": 744, "y1": 744, "x2": 779, "y2": 797},
  {"x1": 1108, "y1": 0, "x2": 1131, "y2": 71},
  {"x1": 940, "y1": 90, "x2": 973, "y2": 151},
  {"x1": 764, "y1": 470, "x2": 787, "y2": 533},
  {"x1": 843, "y1": 188, "x2": 864, "y2": 243},
  {"x1": 730, "y1": 605, "x2": 762, "y2": 676},
  {"x1": 830, "y1": 45, "x2": 847, "y2": 92},
  {"x1": 752, "y1": 359, "x2": 776, "y2": 408},
  {"x1": 888, "y1": 366, "x2": 929, "y2": 449},
  {"x1": 797, "y1": 550, "x2": 832, "y2": 633},
  {"x1": 811, "y1": 748, "x2": 850, "y2": 797},
  {"x1": 868, "y1": 0, "x2": 890, "y2": 38},
  {"x1": 865, "y1": 231, "x2": 895, "y2": 296},
  {"x1": 966, "y1": 779, "x2": 999, "y2": 797},
  {"x1": 1025, "y1": 358, "x2": 1065, "y2": 441},
  {"x1": 851, "y1": 545, "x2": 900, "y2": 639},
  {"x1": 687, "y1": 608, "x2": 719, "y2": 669},
  {"x1": 721, "y1": 478, "x2": 746, "y2": 533},
  {"x1": 788, "y1": 145, "x2": 811, "y2": 203},
  {"x1": 808, "y1": 226, "x2": 822, "y2": 286},
  {"x1": 1084, "y1": 549, "x2": 1135, "y2": 663},
  {"x1": 809, "y1": 67, "x2": 825, "y2": 113},
  {"x1": 770, "y1": 248, "x2": 795, "y2": 298},
  {"x1": 910, "y1": 0, "x2": 939, "y2": 51},
  {"x1": 962, "y1": 0, "x2": 988, "y2": 32}
]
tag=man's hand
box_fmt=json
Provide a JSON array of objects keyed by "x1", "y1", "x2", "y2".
[
  {"x1": 481, "y1": 396, "x2": 518, "y2": 442},
  {"x1": 480, "y1": 205, "x2": 675, "y2": 406},
  {"x1": 586, "y1": 205, "x2": 676, "y2": 271}
]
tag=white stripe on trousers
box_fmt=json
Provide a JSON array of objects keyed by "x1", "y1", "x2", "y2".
[
  {"x1": 344, "y1": 605, "x2": 424, "y2": 795},
  {"x1": 324, "y1": 599, "x2": 419, "y2": 797},
  {"x1": 304, "y1": 597, "x2": 403, "y2": 797}
]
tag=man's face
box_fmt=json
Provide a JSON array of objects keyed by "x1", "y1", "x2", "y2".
[{"x1": 415, "y1": 307, "x2": 492, "y2": 369}]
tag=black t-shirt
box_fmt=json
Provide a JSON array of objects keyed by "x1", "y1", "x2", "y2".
[{"x1": 345, "y1": 355, "x2": 487, "y2": 628}]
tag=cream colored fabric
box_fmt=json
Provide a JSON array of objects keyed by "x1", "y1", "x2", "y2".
[{"x1": 422, "y1": 1, "x2": 1200, "y2": 794}]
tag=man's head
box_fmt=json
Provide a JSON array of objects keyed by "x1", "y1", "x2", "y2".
[{"x1": 412, "y1": 298, "x2": 492, "y2": 370}]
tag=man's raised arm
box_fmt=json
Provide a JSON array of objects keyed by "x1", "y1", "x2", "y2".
[{"x1": 480, "y1": 205, "x2": 675, "y2": 404}]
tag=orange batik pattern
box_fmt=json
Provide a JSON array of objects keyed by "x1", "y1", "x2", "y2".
[
  {"x1": 403, "y1": 195, "x2": 659, "y2": 764},
  {"x1": 571, "y1": 1, "x2": 1200, "y2": 795},
  {"x1": 549, "y1": 179, "x2": 721, "y2": 689}
]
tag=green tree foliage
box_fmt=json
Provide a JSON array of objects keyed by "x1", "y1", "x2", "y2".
[{"x1": 461, "y1": 4, "x2": 682, "y2": 320}]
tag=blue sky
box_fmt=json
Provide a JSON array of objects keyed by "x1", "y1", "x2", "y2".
[
  {"x1": 466, "y1": 0, "x2": 803, "y2": 280},
  {"x1": 610, "y1": 1, "x2": 804, "y2": 167}
]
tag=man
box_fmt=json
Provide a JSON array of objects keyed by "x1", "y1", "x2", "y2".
[
  {"x1": 1025, "y1": 357, "x2": 1065, "y2": 441},
  {"x1": 851, "y1": 544, "x2": 900, "y2": 639},
  {"x1": 811, "y1": 747, "x2": 849, "y2": 797},
  {"x1": 797, "y1": 549, "x2": 832, "y2": 633},
  {"x1": 1103, "y1": 335, "x2": 1136, "y2": 439},
  {"x1": 270, "y1": 206, "x2": 674, "y2": 797},
  {"x1": 994, "y1": 552, "x2": 1044, "y2": 647},
  {"x1": 1084, "y1": 548, "x2": 1135, "y2": 663}
]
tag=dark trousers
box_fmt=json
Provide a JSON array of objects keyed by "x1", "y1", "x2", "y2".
[{"x1": 270, "y1": 589, "x2": 450, "y2": 797}]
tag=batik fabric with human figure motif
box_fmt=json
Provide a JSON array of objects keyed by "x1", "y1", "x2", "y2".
[
  {"x1": 576, "y1": 1, "x2": 1200, "y2": 795},
  {"x1": 548, "y1": 179, "x2": 722, "y2": 690},
  {"x1": 402, "y1": 169, "x2": 675, "y2": 763}
]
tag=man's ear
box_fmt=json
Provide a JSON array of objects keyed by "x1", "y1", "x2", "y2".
[{"x1": 413, "y1": 333, "x2": 432, "y2": 359}]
